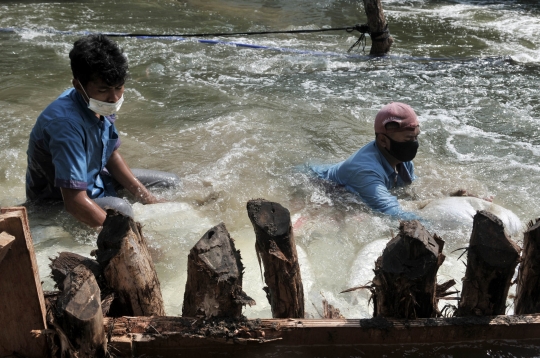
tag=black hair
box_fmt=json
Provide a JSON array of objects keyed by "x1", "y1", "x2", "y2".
[{"x1": 69, "y1": 34, "x2": 128, "y2": 86}]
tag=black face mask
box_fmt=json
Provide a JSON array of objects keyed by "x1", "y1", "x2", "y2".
[{"x1": 383, "y1": 134, "x2": 419, "y2": 162}]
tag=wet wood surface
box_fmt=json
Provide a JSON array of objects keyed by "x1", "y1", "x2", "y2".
[
  {"x1": 247, "y1": 199, "x2": 304, "y2": 318},
  {"x1": 95, "y1": 210, "x2": 165, "y2": 316},
  {"x1": 55, "y1": 264, "x2": 107, "y2": 358},
  {"x1": 372, "y1": 220, "x2": 445, "y2": 319},
  {"x1": 0, "y1": 207, "x2": 48, "y2": 358},
  {"x1": 182, "y1": 222, "x2": 255, "y2": 318},
  {"x1": 515, "y1": 219, "x2": 540, "y2": 314},
  {"x1": 457, "y1": 210, "x2": 520, "y2": 317}
]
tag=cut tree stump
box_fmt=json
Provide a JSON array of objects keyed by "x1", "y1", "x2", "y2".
[
  {"x1": 246, "y1": 199, "x2": 304, "y2": 318},
  {"x1": 0, "y1": 207, "x2": 48, "y2": 358},
  {"x1": 514, "y1": 219, "x2": 540, "y2": 314},
  {"x1": 0, "y1": 231, "x2": 15, "y2": 264},
  {"x1": 371, "y1": 220, "x2": 445, "y2": 319},
  {"x1": 457, "y1": 210, "x2": 520, "y2": 317},
  {"x1": 95, "y1": 209, "x2": 165, "y2": 316},
  {"x1": 363, "y1": 0, "x2": 394, "y2": 55},
  {"x1": 50, "y1": 251, "x2": 103, "y2": 291},
  {"x1": 182, "y1": 222, "x2": 255, "y2": 318},
  {"x1": 56, "y1": 264, "x2": 107, "y2": 358}
]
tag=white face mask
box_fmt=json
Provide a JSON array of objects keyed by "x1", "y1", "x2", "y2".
[{"x1": 78, "y1": 81, "x2": 124, "y2": 117}]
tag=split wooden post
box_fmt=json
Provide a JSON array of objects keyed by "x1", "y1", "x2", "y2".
[
  {"x1": 0, "y1": 207, "x2": 48, "y2": 358},
  {"x1": 50, "y1": 251, "x2": 103, "y2": 291},
  {"x1": 0, "y1": 231, "x2": 15, "y2": 264},
  {"x1": 514, "y1": 219, "x2": 540, "y2": 314},
  {"x1": 371, "y1": 220, "x2": 445, "y2": 319},
  {"x1": 95, "y1": 209, "x2": 165, "y2": 316},
  {"x1": 457, "y1": 210, "x2": 520, "y2": 317},
  {"x1": 363, "y1": 0, "x2": 394, "y2": 55},
  {"x1": 56, "y1": 264, "x2": 107, "y2": 358},
  {"x1": 246, "y1": 199, "x2": 304, "y2": 318},
  {"x1": 182, "y1": 222, "x2": 255, "y2": 318}
]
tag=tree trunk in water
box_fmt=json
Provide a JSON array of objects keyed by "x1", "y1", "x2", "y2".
[
  {"x1": 96, "y1": 210, "x2": 165, "y2": 316},
  {"x1": 363, "y1": 0, "x2": 394, "y2": 55},
  {"x1": 514, "y1": 219, "x2": 540, "y2": 314},
  {"x1": 372, "y1": 220, "x2": 445, "y2": 319},
  {"x1": 457, "y1": 210, "x2": 520, "y2": 317},
  {"x1": 55, "y1": 264, "x2": 107, "y2": 358},
  {"x1": 246, "y1": 199, "x2": 304, "y2": 318},
  {"x1": 182, "y1": 222, "x2": 255, "y2": 318}
]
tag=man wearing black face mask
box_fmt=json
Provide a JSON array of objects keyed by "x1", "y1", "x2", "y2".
[{"x1": 311, "y1": 102, "x2": 421, "y2": 220}]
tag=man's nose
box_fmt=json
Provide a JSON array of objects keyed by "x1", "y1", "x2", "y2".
[{"x1": 107, "y1": 89, "x2": 121, "y2": 103}]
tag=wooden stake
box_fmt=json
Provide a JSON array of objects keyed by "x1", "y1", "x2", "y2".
[
  {"x1": 371, "y1": 220, "x2": 445, "y2": 319},
  {"x1": 514, "y1": 219, "x2": 540, "y2": 314},
  {"x1": 95, "y1": 210, "x2": 165, "y2": 316},
  {"x1": 182, "y1": 222, "x2": 255, "y2": 318},
  {"x1": 56, "y1": 264, "x2": 107, "y2": 358},
  {"x1": 246, "y1": 199, "x2": 304, "y2": 318},
  {"x1": 0, "y1": 207, "x2": 48, "y2": 358},
  {"x1": 457, "y1": 210, "x2": 520, "y2": 317},
  {"x1": 50, "y1": 251, "x2": 103, "y2": 291},
  {"x1": 363, "y1": 0, "x2": 394, "y2": 55}
]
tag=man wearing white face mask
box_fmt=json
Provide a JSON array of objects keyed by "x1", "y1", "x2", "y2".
[{"x1": 26, "y1": 34, "x2": 179, "y2": 227}]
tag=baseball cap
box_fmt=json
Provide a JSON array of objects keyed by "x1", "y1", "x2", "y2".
[{"x1": 374, "y1": 102, "x2": 419, "y2": 134}]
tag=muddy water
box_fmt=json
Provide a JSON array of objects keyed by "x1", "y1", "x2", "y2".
[{"x1": 1, "y1": 1, "x2": 540, "y2": 354}]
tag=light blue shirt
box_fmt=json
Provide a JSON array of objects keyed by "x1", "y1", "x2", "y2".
[
  {"x1": 311, "y1": 141, "x2": 420, "y2": 220},
  {"x1": 26, "y1": 88, "x2": 121, "y2": 201}
]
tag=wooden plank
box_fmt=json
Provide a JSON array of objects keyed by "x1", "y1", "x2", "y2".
[
  {"x1": 0, "y1": 231, "x2": 15, "y2": 264},
  {"x1": 0, "y1": 207, "x2": 48, "y2": 358},
  {"x1": 104, "y1": 314, "x2": 540, "y2": 357}
]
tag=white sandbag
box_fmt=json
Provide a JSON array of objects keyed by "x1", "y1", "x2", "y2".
[{"x1": 419, "y1": 197, "x2": 522, "y2": 236}]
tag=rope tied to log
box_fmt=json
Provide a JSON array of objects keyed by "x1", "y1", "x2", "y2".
[{"x1": 347, "y1": 23, "x2": 390, "y2": 53}]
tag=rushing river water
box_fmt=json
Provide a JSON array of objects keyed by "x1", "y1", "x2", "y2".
[{"x1": 1, "y1": 0, "x2": 540, "y2": 356}]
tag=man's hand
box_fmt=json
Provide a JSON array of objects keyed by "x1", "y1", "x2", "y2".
[
  {"x1": 60, "y1": 188, "x2": 107, "y2": 227},
  {"x1": 106, "y1": 150, "x2": 163, "y2": 205}
]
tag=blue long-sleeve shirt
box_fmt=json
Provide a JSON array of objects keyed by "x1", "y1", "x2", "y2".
[{"x1": 311, "y1": 141, "x2": 420, "y2": 220}]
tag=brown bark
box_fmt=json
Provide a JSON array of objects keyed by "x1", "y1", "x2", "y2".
[
  {"x1": 371, "y1": 220, "x2": 445, "y2": 319},
  {"x1": 363, "y1": 0, "x2": 394, "y2": 55},
  {"x1": 95, "y1": 209, "x2": 165, "y2": 316},
  {"x1": 50, "y1": 251, "x2": 103, "y2": 291},
  {"x1": 0, "y1": 207, "x2": 49, "y2": 358},
  {"x1": 457, "y1": 210, "x2": 520, "y2": 317},
  {"x1": 514, "y1": 219, "x2": 540, "y2": 314},
  {"x1": 0, "y1": 231, "x2": 15, "y2": 264},
  {"x1": 246, "y1": 199, "x2": 304, "y2": 318},
  {"x1": 55, "y1": 264, "x2": 107, "y2": 358},
  {"x1": 182, "y1": 222, "x2": 255, "y2": 318}
]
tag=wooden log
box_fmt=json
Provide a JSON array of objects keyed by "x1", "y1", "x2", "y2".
[
  {"x1": 514, "y1": 219, "x2": 540, "y2": 314},
  {"x1": 56, "y1": 264, "x2": 107, "y2": 357},
  {"x1": 0, "y1": 207, "x2": 48, "y2": 358},
  {"x1": 182, "y1": 222, "x2": 255, "y2": 318},
  {"x1": 95, "y1": 209, "x2": 165, "y2": 316},
  {"x1": 50, "y1": 251, "x2": 103, "y2": 291},
  {"x1": 246, "y1": 199, "x2": 304, "y2": 318},
  {"x1": 371, "y1": 220, "x2": 445, "y2": 319},
  {"x1": 103, "y1": 314, "x2": 540, "y2": 357},
  {"x1": 0, "y1": 231, "x2": 15, "y2": 264},
  {"x1": 363, "y1": 0, "x2": 394, "y2": 55},
  {"x1": 457, "y1": 210, "x2": 520, "y2": 317}
]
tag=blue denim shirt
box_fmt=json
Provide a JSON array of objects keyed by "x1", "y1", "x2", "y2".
[
  {"x1": 26, "y1": 88, "x2": 121, "y2": 201},
  {"x1": 311, "y1": 141, "x2": 420, "y2": 220}
]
